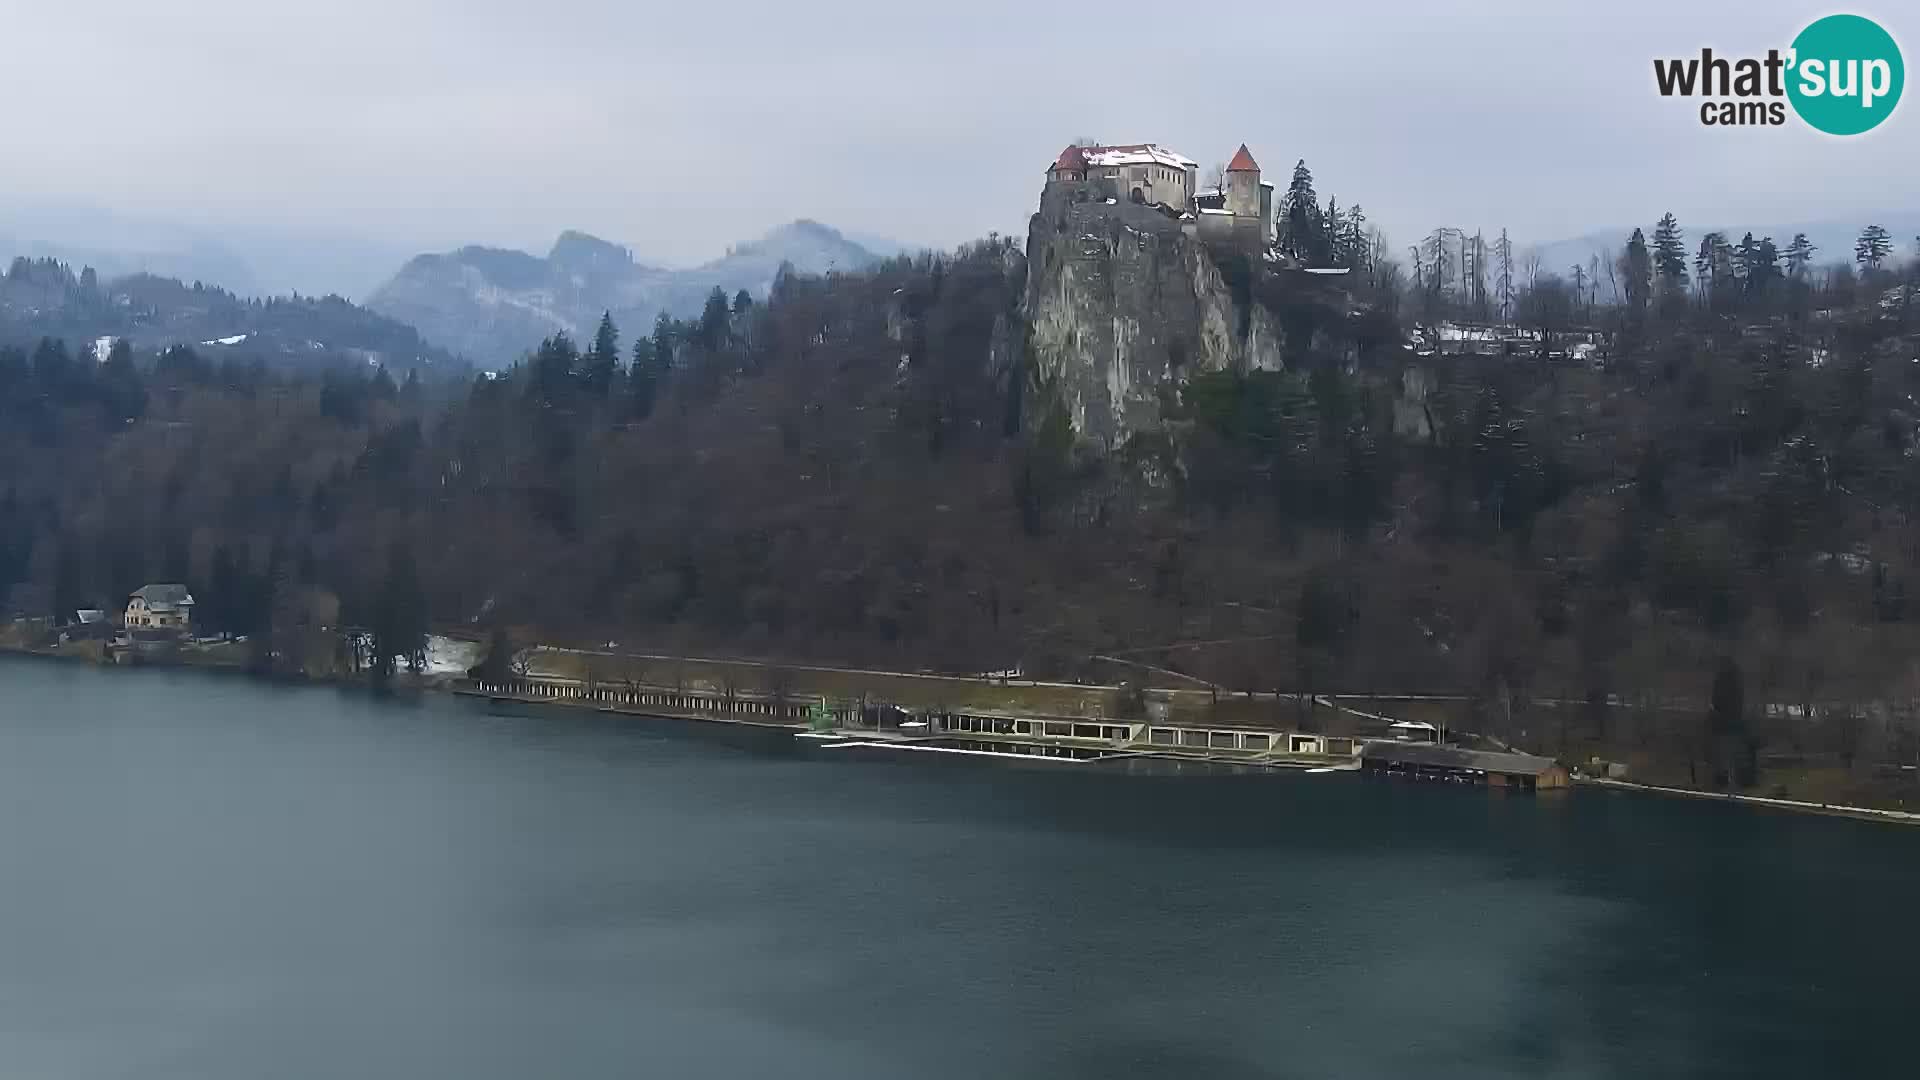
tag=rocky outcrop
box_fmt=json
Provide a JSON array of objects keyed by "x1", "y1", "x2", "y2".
[{"x1": 1022, "y1": 181, "x2": 1284, "y2": 451}]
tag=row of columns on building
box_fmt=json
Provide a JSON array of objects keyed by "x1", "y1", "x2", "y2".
[{"x1": 465, "y1": 680, "x2": 858, "y2": 724}]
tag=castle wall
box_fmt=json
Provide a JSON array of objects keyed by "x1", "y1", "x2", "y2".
[{"x1": 1082, "y1": 163, "x2": 1191, "y2": 209}]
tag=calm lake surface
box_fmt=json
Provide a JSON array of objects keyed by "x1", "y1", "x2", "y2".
[{"x1": 2, "y1": 657, "x2": 1916, "y2": 1079}]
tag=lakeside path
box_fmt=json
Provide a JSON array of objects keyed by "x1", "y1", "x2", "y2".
[{"x1": 1580, "y1": 776, "x2": 1920, "y2": 826}]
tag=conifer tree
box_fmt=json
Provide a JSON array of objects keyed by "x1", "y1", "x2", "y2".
[
  {"x1": 583, "y1": 312, "x2": 620, "y2": 399},
  {"x1": 1342, "y1": 204, "x2": 1369, "y2": 270},
  {"x1": 1278, "y1": 160, "x2": 1322, "y2": 261},
  {"x1": 698, "y1": 287, "x2": 731, "y2": 353},
  {"x1": 528, "y1": 333, "x2": 580, "y2": 408},
  {"x1": 1652, "y1": 212, "x2": 1688, "y2": 290},
  {"x1": 1784, "y1": 233, "x2": 1816, "y2": 278},
  {"x1": 369, "y1": 543, "x2": 427, "y2": 681},
  {"x1": 1856, "y1": 224, "x2": 1892, "y2": 270},
  {"x1": 1621, "y1": 228, "x2": 1653, "y2": 313},
  {"x1": 628, "y1": 337, "x2": 658, "y2": 420},
  {"x1": 651, "y1": 312, "x2": 676, "y2": 372}
]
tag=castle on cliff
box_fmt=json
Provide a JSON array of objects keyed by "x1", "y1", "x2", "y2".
[{"x1": 1044, "y1": 141, "x2": 1274, "y2": 242}]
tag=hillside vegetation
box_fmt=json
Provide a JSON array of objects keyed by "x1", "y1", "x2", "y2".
[{"x1": 6, "y1": 208, "x2": 1920, "y2": 802}]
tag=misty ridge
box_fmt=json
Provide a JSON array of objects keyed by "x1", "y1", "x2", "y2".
[
  {"x1": 0, "y1": 211, "x2": 914, "y2": 373},
  {"x1": 365, "y1": 220, "x2": 892, "y2": 368}
]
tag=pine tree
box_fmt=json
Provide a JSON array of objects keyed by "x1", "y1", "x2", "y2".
[
  {"x1": 1343, "y1": 204, "x2": 1369, "y2": 271},
  {"x1": 1735, "y1": 233, "x2": 1759, "y2": 292},
  {"x1": 1784, "y1": 233, "x2": 1816, "y2": 278},
  {"x1": 1621, "y1": 228, "x2": 1653, "y2": 313},
  {"x1": 1750, "y1": 236, "x2": 1782, "y2": 299},
  {"x1": 583, "y1": 312, "x2": 620, "y2": 399},
  {"x1": 1651, "y1": 212, "x2": 1688, "y2": 290},
  {"x1": 698, "y1": 287, "x2": 731, "y2": 353},
  {"x1": 1856, "y1": 224, "x2": 1893, "y2": 270},
  {"x1": 1278, "y1": 160, "x2": 1321, "y2": 261},
  {"x1": 369, "y1": 543, "x2": 427, "y2": 681},
  {"x1": 628, "y1": 337, "x2": 658, "y2": 421},
  {"x1": 651, "y1": 312, "x2": 676, "y2": 372},
  {"x1": 527, "y1": 333, "x2": 579, "y2": 407},
  {"x1": 1709, "y1": 233, "x2": 1735, "y2": 296},
  {"x1": 101, "y1": 339, "x2": 145, "y2": 421}
]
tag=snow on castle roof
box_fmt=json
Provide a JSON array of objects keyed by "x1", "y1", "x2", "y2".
[{"x1": 1049, "y1": 143, "x2": 1197, "y2": 172}]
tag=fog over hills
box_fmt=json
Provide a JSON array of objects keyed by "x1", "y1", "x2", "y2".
[
  {"x1": 366, "y1": 220, "x2": 886, "y2": 367},
  {"x1": 0, "y1": 200, "x2": 419, "y2": 302}
]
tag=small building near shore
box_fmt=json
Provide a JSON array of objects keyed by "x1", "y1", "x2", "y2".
[
  {"x1": 1361, "y1": 743, "x2": 1568, "y2": 790},
  {"x1": 126, "y1": 584, "x2": 194, "y2": 633}
]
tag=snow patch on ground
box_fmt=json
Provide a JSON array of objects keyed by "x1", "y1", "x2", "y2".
[
  {"x1": 423, "y1": 634, "x2": 482, "y2": 676},
  {"x1": 201, "y1": 334, "x2": 249, "y2": 346}
]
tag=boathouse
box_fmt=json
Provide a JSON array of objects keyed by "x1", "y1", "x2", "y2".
[{"x1": 1360, "y1": 743, "x2": 1568, "y2": 790}]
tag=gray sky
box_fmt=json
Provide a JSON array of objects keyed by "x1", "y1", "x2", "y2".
[{"x1": 5, "y1": 0, "x2": 1914, "y2": 267}]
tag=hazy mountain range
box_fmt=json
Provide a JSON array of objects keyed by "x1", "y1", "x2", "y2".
[
  {"x1": 0, "y1": 258, "x2": 462, "y2": 374},
  {"x1": 1525, "y1": 212, "x2": 1920, "y2": 286},
  {"x1": 365, "y1": 220, "x2": 888, "y2": 367},
  {"x1": 0, "y1": 201, "x2": 419, "y2": 302}
]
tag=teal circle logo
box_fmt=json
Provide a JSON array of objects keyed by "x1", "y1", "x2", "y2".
[{"x1": 1787, "y1": 14, "x2": 1903, "y2": 135}]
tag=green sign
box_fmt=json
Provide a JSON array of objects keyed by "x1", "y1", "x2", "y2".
[
  {"x1": 807, "y1": 698, "x2": 834, "y2": 731},
  {"x1": 1787, "y1": 14, "x2": 1904, "y2": 135}
]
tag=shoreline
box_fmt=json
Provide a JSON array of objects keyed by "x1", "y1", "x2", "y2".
[
  {"x1": 1577, "y1": 775, "x2": 1920, "y2": 826},
  {"x1": 9, "y1": 643, "x2": 1920, "y2": 827}
]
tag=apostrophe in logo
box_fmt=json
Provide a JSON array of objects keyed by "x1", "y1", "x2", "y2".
[
  {"x1": 1653, "y1": 13, "x2": 1903, "y2": 134},
  {"x1": 1787, "y1": 14, "x2": 1903, "y2": 134}
]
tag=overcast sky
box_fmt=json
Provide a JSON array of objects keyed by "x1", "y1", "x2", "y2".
[{"x1": 4, "y1": 0, "x2": 1913, "y2": 266}]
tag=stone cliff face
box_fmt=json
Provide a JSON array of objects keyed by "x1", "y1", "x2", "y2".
[{"x1": 1022, "y1": 181, "x2": 1284, "y2": 451}]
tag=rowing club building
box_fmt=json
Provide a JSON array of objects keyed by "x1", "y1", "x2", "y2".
[{"x1": 1360, "y1": 742, "x2": 1569, "y2": 791}]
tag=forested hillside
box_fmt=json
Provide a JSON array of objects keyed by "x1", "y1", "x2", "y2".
[
  {"x1": 6, "y1": 213, "x2": 1920, "y2": 795},
  {"x1": 0, "y1": 257, "x2": 463, "y2": 374}
]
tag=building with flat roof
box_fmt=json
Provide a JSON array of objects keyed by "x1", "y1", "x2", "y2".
[{"x1": 1360, "y1": 742, "x2": 1569, "y2": 791}]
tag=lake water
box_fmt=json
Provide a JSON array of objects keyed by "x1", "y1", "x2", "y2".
[{"x1": 2, "y1": 657, "x2": 1915, "y2": 1079}]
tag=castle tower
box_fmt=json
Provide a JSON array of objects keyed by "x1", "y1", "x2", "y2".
[{"x1": 1224, "y1": 144, "x2": 1262, "y2": 221}]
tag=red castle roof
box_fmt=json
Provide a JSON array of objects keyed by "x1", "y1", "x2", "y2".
[{"x1": 1225, "y1": 144, "x2": 1260, "y2": 173}]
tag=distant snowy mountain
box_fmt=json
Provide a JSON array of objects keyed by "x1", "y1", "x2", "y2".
[
  {"x1": 1526, "y1": 213, "x2": 1920, "y2": 287},
  {"x1": 367, "y1": 220, "x2": 886, "y2": 367}
]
